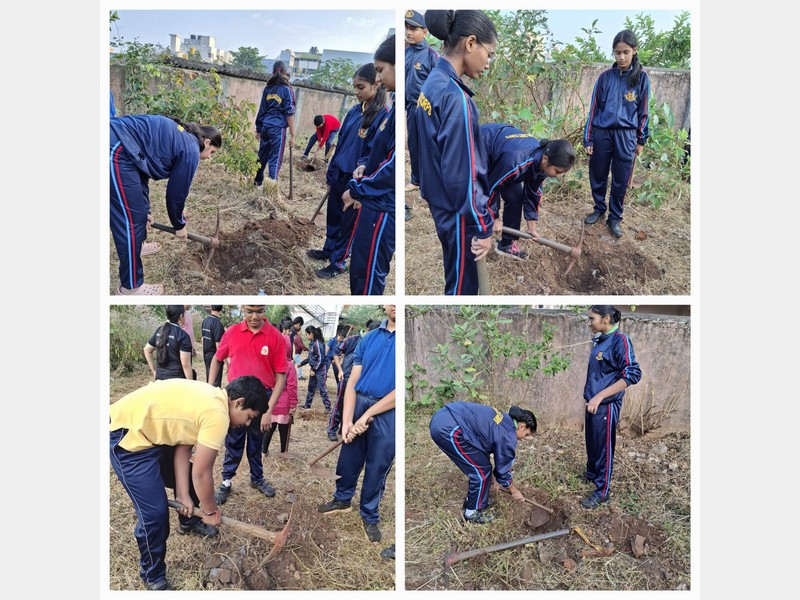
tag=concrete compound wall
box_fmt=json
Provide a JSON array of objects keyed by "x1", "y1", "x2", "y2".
[{"x1": 406, "y1": 307, "x2": 690, "y2": 433}]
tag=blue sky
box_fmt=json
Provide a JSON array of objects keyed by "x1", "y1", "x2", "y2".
[{"x1": 111, "y1": 10, "x2": 396, "y2": 59}]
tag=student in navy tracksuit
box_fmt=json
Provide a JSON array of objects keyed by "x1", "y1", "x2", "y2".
[
  {"x1": 309, "y1": 64, "x2": 387, "y2": 278},
  {"x1": 342, "y1": 35, "x2": 396, "y2": 296},
  {"x1": 483, "y1": 124, "x2": 576, "y2": 259},
  {"x1": 430, "y1": 401, "x2": 537, "y2": 523},
  {"x1": 325, "y1": 329, "x2": 345, "y2": 381},
  {"x1": 416, "y1": 10, "x2": 497, "y2": 295},
  {"x1": 110, "y1": 115, "x2": 222, "y2": 295},
  {"x1": 300, "y1": 326, "x2": 332, "y2": 412},
  {"x1": 254, "y1": 61, "x2": 296, "y2": 186},
  {"x1": 581, "y1": 305, "x2": 642, "y2": 509},
  {"x1": 583, "y1": 30, "x2": 650, "y2": 238},
  {"x1": 404, "y1": 9, "x2": 439, "y2": 219},
  {"x1": 318, "y1": 305, "x2": 396, "y2": 544}
]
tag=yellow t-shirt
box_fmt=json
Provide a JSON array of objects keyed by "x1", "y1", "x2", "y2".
[{"x1": 110, "y1": 379, "x2": 230, "y2": 452}]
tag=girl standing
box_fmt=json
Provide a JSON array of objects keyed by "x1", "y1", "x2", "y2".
[
  {"x1": 429, "y1": 401, "x2": 537, "y2": 523},
  {"x1": 582, "y1": 305, "x2": 642, "y2": 509},
  {"x1": 342, "y1": 35, "x2": 396, "y2": 296},
  {"x1": 254, "y1": 61, "x2": 296, "y2": 186},
  {"x1": 262, "y1": 345, "x2": 298, "y2": 456},
  {"x1": 300, "y1": 326, "x2": 332, "y2": 413},
  {"x1": 583, "y1": 30, "x2": 650, "y2": 238},
  {"x1": 110, "y1": 115, "x2": 221, "y2": 295},
  {"x1": 310, "y1": 64, "x2": 388, "y2": 278},
  {"x1": 143, "y1": 305, "x2": 194, "y2": 381},
  {"x1": 415, "y1": 10, "x2": 497, "y2": 295},
  {"x1": 482, "y1": 123, "x2": 576, "y2": 258}
]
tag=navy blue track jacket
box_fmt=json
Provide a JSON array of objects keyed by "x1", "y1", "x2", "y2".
[
  {"x1": 255, "y1": 82, "x2": 295, "y2": 131},
  {"x1": 306, "y1": 339, "x2": 325, "y2": 372},
  {"x1": 327, "y1": 101, "x2": 387, "y2": 184},
  {"x1": 109, "y1": 115, "x2": 201, "y2": 229},
  {"x1": 405, "y1": 41, "x2": 439, "y2": 109},
  {"x1": 584, "y1": 327, "x2": 642, "y2": 405},
  {"x1": 482, "y1": 123, "x2": 547, "y2": 221},
  {"x1": 338, "y1": 333, "x2": 362, "y2": 378},
  {"x1": 416, "y1": 59, "x2": 493, "y2": 239},
  {"x1": 347, "y1": 102, "x2": 395, "y2": 213},
  {"x1": 442, "y1": 401, "x2": 519, "y2": 487},
  {"x1": 584, "y1": 66, "x2": 650, "y2": 147}
]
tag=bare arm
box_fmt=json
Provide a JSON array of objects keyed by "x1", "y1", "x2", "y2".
[
  {"x1": 180, "y1": 351, "x2": 193, "y2": 380},
  {"x1": 207, "y1": 355, "x2": 223, "y2": 386},
  {"x1": 143, "y1": 343, "x2": 157, "y2": 379},
  {"x1": 261, "y1": 371, "x2": 287, "y2": 432},
  {"x1": 173, "y1": 445, "x2": 194, "y2": 515},
  {"x1": 192, "y1": 444, "x2": 222, "y2": 526}
]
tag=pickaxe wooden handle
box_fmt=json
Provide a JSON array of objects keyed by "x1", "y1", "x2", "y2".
[
  {"x1": 310, "y1": 190, "x2": 329, "y2": 223},
  {"x1": 502, "y1": 224, "x2": 584, "y2": 275},
  {"x1": 473, "y1": 237, "x2": 491, "y2": 295}
]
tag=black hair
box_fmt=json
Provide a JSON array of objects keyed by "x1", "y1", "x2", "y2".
[
  {"x1": 225, "y1": 375, "x2": 269, "y2": 413},
  {"x1": 267, "y1": 60, "x2": 290, "y2": 87},
  {"x1": 612, "y1": 29, "x2": 642, "y2": 87},
  {"x1": 279, "y1": 318, "x2": 293, "y2": 332},
  {"x1": 305, "y1": 325, "x2": 325, "y2": 343},
  {"x1": 374, "y1": 34, "x2": 395, "y2": 65},
  {"x1": 589, "y1": 305, "x2": 622, "y2": 324},
  {"x1": 314, "y1": 115, "x2": 324, "y2": 127},
  {"x1": 425, "y1": 10, "x2": 497, "y2": 53},
  {"x1": 156, "y1": 305, "x2": 185, "y2": 367},
  {"x1": 539, "y1": 139, "x2": 576, "y2": 170},
  {"x1": 292, "y1": 316, "x2": 304, "y2": 326},
  {"x1": 354, "y1": 63, "x2": 388, "y2": 131},
  {"x1": 367, "y1": 320, "x2": 381, "y2": 331},
  {"x1": 210, "y1": 305, "x2": 223, "y2": 312},
  {"x1": 337, "y1": 325, "x2": 349, "y2": 338},
  {"x1": 171, "y1": 118, "x2": 223, "y2": 153},
  {"x1": 508, "y1": 406, "x2": 537, "y2": 433}
]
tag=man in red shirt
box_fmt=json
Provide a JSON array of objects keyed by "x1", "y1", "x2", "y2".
[
  {"x1": 208, "y1": 305, "x2": 287, "y2": 503},
  {"x1": 303, "y1": 114, "x2": 341, "y2": 161}
]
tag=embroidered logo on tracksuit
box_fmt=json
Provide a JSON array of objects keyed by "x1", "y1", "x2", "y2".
[{"x1": 625, "y1": 91, "x2": 637, "y2": 102}]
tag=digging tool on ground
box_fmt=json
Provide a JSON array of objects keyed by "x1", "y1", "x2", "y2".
[
  {"x1": 310, "y1": 190, "x2": 330, "y2": 224},
  {"x1": 501, "y1": 224, "x2": 584, "y2": 275},
  {"x1": 151, "y1": 207, "x2": 221, "y2": 266},
  {"x1": 442, "y1": 529, "x2": 570, "y2": 588},
  {"x1": 276, "y1": 415, "x2": 301, "y2": 460},
  {"x1": 167, "y1": 499, "x2": 292, "y2": 562},
  {"x1": 308, "y1": 438, "x2": 343, "y2": 480},
  {"x1": 473, "y1": 236, "x2": 491, "y2": 295}
]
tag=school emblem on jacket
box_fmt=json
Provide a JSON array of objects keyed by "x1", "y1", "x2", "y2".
[
  {"x1": 414, "y1": 62, "x2": 422, "y2": 70},
  {"x1": 260, "y1": 345, "x2": 269, "y2": 356},
  {"x1": 625, "y1": 91, "x2": 637, "y2": 102},
  {"x1": 266, "y1": 93, "x2": 282, "y2": 104},
  {"x1": 358, "y1": 127, "x2": 367, "y2": 138},
  {"x1": 596, "y1": 352, "x2": 604, "y2": 360},
  {"x1": 380, "y1": 117, "x2": 387, "y2": 131},
  {"x1": 405, "y1": 10, "x2": 414, "y2": 18},
  {"x1": 493, "y1": 408, "x2": 503, "y2": 424}
]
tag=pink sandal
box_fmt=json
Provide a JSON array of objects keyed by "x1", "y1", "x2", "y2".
[
  {"x1": 141, "y1": 242, "x2": 162, "y2": 256},
  {"x1": 116, "y1": 283, "x2": 164, "y2": 296}
]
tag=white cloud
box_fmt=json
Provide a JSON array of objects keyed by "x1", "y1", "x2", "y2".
[{"x1": 344, "y1": 17, "x2": 376, "y2": 29}]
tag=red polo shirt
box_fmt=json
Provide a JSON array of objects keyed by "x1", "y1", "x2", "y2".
[
  {"x1": 215, "y1": 321, "x2": 286, "y2": 389},
  {"x1": 316, "y1": 114, "x2": 341, "y2": 147}
]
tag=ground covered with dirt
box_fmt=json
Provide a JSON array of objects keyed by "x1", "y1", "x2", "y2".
[
  {"x1": 405, "y1": 410, "x2": 690, "y2": 591},
  {"x1": 109, "y1": 149, "x2": 395, "y2": 295},
  {"x1": 405, "y1": 159, "x2": 690, "y2": 295},
  {"x1": 109, "y1": 363, "x2": 396, "y2": 591}
]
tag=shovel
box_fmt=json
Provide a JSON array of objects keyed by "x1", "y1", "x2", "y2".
[{"x1": 151, "y1": 207, "x2": 221, "y2": 267}]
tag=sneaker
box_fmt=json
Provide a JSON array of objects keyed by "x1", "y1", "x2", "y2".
[
  {"x1": 250, "y1": 479, "x2": 276, "y2": 498},
  {"x1": 318, "y1": 499, "x2": 352, "y2": 514},
  {"x1": 584, "y1": 210, "x2": 603, "y2": 225},
  {"x1": 463, "y1": 508, "x2": 494, "y2": 524},
  {"x1": 580, "y1": 492, "x2": 610, "y2": 509},
  {"x1": 146, "y1": 579, "x2": 171, "y2": 591},
  {"x1": 405, "y1": 207, "x2": 412, "y2": 221},
  {"x1": 178, "y1": 520, "x2": 219, "y2": 537},
  {"x1": 495, "y1": 241, "x2": 527, "y2": 260},
  {"x1": 327, "y1": 432, "x2": 338, "y2": 442},
  {"x1": 607, "y1": 219, "x2": 622, "y2": 238},
  {"x1": 307, "y1": 249, "x2": 330, "y2": 261},
  {"x1": 363, "y1": 520, "x2": 382, "y2": 543},
  {"x1": 315, "y1": 264, "x2": 346, "y2": 279},
  {"x1": 380, "y1": 544, "x2": 396, "y2": 560},
  {"x1": 214, "y1": 483, "x2": 232, "y2": 505}
]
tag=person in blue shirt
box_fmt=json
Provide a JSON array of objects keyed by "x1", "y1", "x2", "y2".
[
  {"x1": 309, "y1": 63, "x2": 388, "y2": 279},
  {"x1": 482, "y1": 124, "x2": 576, "y2": 259},
  {"x1": 254, "y1": 61, "x2": 296, "y2": 186},
  {"x1": 342, "y1": 35, "x2": 396, "y2": 296},
  {"x1": 325, "y1": 328, "x2": 346, "y2": 381},
  {"x1": 318, "y1": 305, "x2": 396, "y2": 545},
  {"x1": 415, "y1": 10, "x2": 497, "y2": 295},
  {"x1": 404, "y1": 9, "x2": 439, "y2": 220},
  {"x1": 583, "y1": 30, "x2": 650, "y2": 238},
  {"x1": 581, "y1": 305, "x2": 642, "y2": 509},
  {"x1": 429, "y1": 401, "x2": 537, "y2": 523},
  {"x1": 300, "y1": 326, "x2": 332, "y2": 413},
  {"x1": 110, "y1": 115, "x2": 222, "y2": 295}
]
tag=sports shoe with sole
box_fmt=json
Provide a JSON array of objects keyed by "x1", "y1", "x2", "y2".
[
  {"x1": 363, "y1": 520, "x2": 382, "y2": 543},
  {"x1": 214, "y1": 483, "x2": 232, "y2": 505},
  {"x1": 495, "y1": 241, "x2": 527, "y2": 260},
  {"x1": 380, "y1": 544, "x2": 396, "y2": 560},
  {"x1": 146, "y1": 579, "x2": 171, "y2": 591},
  {"x1": 178, "y1": 520, "x2": 219, "y2": 537},
  {"x1": 463, "y1": 509, "x2": 494, "y2": 524},
  {"x1": 307, "y1": 249, "x2": 330, "y2": 261},
  {"x1": 580, "y1": 492, "x2": 610, "y2": 509},
  {"x1": 584, "y1": 210, "x2": 603, "y2": 225},
  {"x1": 315, "y1": 264, "x2": 346, "y2": 279},
  {"x1": 250, "y1": 479, "x2": 276, "y2": 498},
  {"x1": 327, "y1": 432, "x2": 338, "y2": 442},
  {"x1": 318, "y1": 499, "x2": 352, "y2": 514}
]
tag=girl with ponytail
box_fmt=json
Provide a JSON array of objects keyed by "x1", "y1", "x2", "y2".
[
  {"x1": 583, "y1": 30, "x2": 650, "y2": 238},
  {"x1": 143, "y1": 305, "x2": 194, "y2": 381},
  {"x1": 254, "y1": 60, "x2": 296, "y2": 186}
]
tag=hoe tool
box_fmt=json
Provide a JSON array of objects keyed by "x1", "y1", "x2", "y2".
[
  {"x1": 167, "y1": 499, "x2": 292, "y2": 562},
  {"x1": 307, "y1": 418, "x2": 373, "y2": 480},
  {"x1": 151, "y1": 207, "x2": 221, "y2": 266},
  {"x1": 501, "y1": 224, "x2": 584, "y2": 275},
  {"x1": 310, "y1": 190, "x2": 330, "y2": 224}
]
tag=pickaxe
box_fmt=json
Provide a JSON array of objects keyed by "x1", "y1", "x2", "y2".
[
  {"x1": 167, "y1": 499, "x2": 292, "y2": 562},
  {"x1": 310, "y1": 190, "x2": 329, "y2": 224},
  {"x1": 501, "y1": 223, "x2": 585, "y2": 275},
  {"x1": 151, "y1": 207, "x2": 221, "y2": 266}
]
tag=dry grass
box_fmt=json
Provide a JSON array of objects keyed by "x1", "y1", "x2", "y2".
[
  {"x1": 405, "y1": 408, "x2": 690, "y2": 591},
  {"x1": 109, "y1": 363, "x2": 395, "y2": 591}
]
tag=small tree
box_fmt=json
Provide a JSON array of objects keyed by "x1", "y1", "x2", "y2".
[
  {"x1": 309, "y1": 58, "x2": 357, "y2": 89},
  {"x1": 232, "y1": 46, "x2": 267, "y2": 71}
]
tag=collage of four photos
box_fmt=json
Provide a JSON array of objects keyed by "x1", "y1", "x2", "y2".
[{"x1": 107, "y1": 6, "x2": 692, "y2": 593}]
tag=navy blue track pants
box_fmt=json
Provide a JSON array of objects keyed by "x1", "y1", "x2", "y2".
[
  {"x1": 221, "y1": 388, "x2": 272, "y2": 482},
  {"x1": 323, "y1": 173, "x2": 349, "y2": 257},
  {"x1": 584, "y1": 401, "x2": 620, "y2": 497},
  {"x1": 327, "y1": 374, "x2": 348, "y2": 437},
  {"x1": 333, "y1": 393, "x2": 395, "y2": 523},
  {"x1": 331, "y1": 203, "x2": 360, "y2": 271},
  {"x1": 588, "y1": 127, "x2": 637, "y2": 222},
  {"x1": 349, "y1": 205, "x2": 394, "y2": 295},
  {"x1": 406, "y1": 105, "x2": 421, "y2": 185},
  {"x1": 429, "y1": 409, "x2": 492, "y2": 512},
  {"x1": 497, "y1": 183, "x2": 524, "y2": 246},
  {"x1": 304, "y1": 366, "x2": 331, "y2": 410},
  {"x1": 428, "y1": 203, "x2": 480, "y2": 295},
  {"x1": 257, "y1": 127, "x2": 288, "y2": 181}
]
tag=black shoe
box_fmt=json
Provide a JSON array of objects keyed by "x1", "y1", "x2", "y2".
[
  {"x1": 253, "y1": 179, "x2": 263, "y2": 187},
  {"x1": 315, "y1": 264, "x2": 346, "y2": 279},
  {"x1": 363, "y1": 520, "x2": 382, "y2": 543},
  {"x1": 607, "y1": 219, "x2": 622, "y2": 238},
  {"x1": 178, "y1": 520, "x2": 219, "y2": 537},
  {"x1": 250, "y1": 479, "x2": 276, "y2": 498},
  {"x1": 307, "y1": 249, "x2": 330, "y2": 261},
  {"x1": 214, "y1": 483, "x2": 232, "y2": 505},
  {"x1": 584, "y1": 210, "x2": 603, "y2": 225},
  {"x1": 327, "y1": 432, "x2": 338, "y2": 442},
  {"x1": 405, "y1": 207, "x2": 412, "y2": 221},
  {"x1": 494, "y1": 241, "x2": 527, "y2": 260},
  {"x1": 380, "y1": 544, "x2": 396, "y2": 560},
  {"x1": 580, "y1": 492, "x2": 610, "y2": 509},
  {"x1": 463, "y1": 508, "x2": 494, "y2": 524},
  {"x1": 318, "y1": 499, "x2": 352, "y2": 514},
  {"x1": 146, "y1": 579, "x2": 171, "y2": 591}
]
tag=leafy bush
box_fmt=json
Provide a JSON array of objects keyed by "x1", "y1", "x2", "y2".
[{"x1": 109, "y1": 306, "x2": 162, "y2": 372}]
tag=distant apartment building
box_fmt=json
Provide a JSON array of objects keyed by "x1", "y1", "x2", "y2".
[{"x1": 168, "y1": 34, "x2": 233, "y2": 64}]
